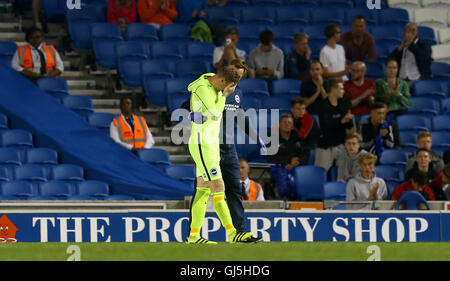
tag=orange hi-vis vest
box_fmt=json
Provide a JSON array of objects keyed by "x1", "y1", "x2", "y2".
[
  {"x1": 243, "y1": 180, "x2": 262, "y2": 201},
  {"x1": 112, "y1": 114, "x2": 148, "y2": 149},
  {"x1": 18, "y1": 44, "x2": 57, "y2": 71}
]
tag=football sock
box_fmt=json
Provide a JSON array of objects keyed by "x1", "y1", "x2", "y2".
[
  {"x1": 211, "y1": 191, "x2": 236, "y2": 236},
  {"x1": 189, "y1": 187, "x2": 210, "y2": 238}
]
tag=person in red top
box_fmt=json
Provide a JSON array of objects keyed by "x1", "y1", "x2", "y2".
[
  {"x1": 138, "y1": 0, "x2": 178, "y2": 29},
  {"x1": 391, "y1": 171, "x2": 435, "y2": 201},
  {"x1": 290, "y1": 97, "x2": 319, "y2": 148},
  {"x1": 344, "y1": 61, "x2": 377, "y2": 116},
  {"x1": 107, "y1": 0, "x2": 137, "y2": 38},
  {"x1": 428, "y1": 163, "x2": 450, "y2": 200}
]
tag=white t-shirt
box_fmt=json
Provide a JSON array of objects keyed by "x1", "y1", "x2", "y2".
[{"x1": 319, "y1": 44, "x2": 348, "y2": 81}]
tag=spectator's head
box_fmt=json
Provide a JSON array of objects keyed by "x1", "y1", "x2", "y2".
[
  {"x1": 385, "y1": 59, "x2": 399, "y2": 79},
  {"x1": 25, "y1": 26, "x2": 43, "y2": 48},
  {"x1": 442, "y1": 163, "x2": 450, "y2": 184},
  {"x1": 369, "y1": 102, "x2": 386, "y2": 126},
  {"x1": 309, "y1": 60, "x2": 324, "y2": 79},
  {"x1": 259, "y1": 29, "x2": 274, "y2": 52},
  {"x1": 351, "y1": 15, "x2": 367, "y2": 36},
  {"x1": 326, "y1": 77, "x2": 344, "y2": 98},
  {"x1": 416, "y1": 148, "x2": 432, "y2": 171},
  {"x1": 350, "y1": 61, "x2": 367, "y2": 81},
  {"x1": 293, "y1": 33, "x2": 309, "y2": 54},
  {"x1": 358, "y1": 153, "x2": 377, "y2": 179},
  {"x1": 239, "y1": 158, "x2": 250, "y2": 181},
  {"x1": 120, "y1": 96, "x2": 133, "y2": 116},
  {"x1": 345, "y1": 132, "x2": 362, "y2": 156},
  {"x1": 417, "y1": 131, "x2": 432, "y2": 150},
  {"x1": 411, "y1": 170, "x2": 428, "y2": 192},
  {"x1": 229, "y1": 59, "x2": 248, "y2": 81},
  {"x1": 225, "y1": 27, "x2": 240, "y2": 45},
  {"x1": 403, "y1": 23, "x2": 418, "y2": 40},
  {"x1": 374, "y1": 96, "x2": 390, "y2": 116},
  {"x1": 324, "y1": 23, "x2": 341, "y2": 41},
  {"x1": 279, "y1": 114, "x2": 294, "y2": 135},
  {"x1": 290, "y1": 97, "x2": 307, "y2": 119}
]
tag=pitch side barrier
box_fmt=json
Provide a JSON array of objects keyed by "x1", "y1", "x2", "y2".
[{"x1": 1, "y1": 202, "x2": 450, "y2": 242}]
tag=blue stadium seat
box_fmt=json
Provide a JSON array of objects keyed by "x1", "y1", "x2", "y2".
[
  {"x1": 91, "y1": 23, "x2": 122, "y2": 40},
  {"x1": 399, "y1": 130, "x2": 418, "y2": 149},
  {"x1": 0, "y1": 41, "x2": 17, "y2": 67},
  {"x1": 73, "y1": 180, "x2": 110, "y2": 200},
  {"x1": 0, "y1": 129, "x2": 33, "y2": 149},
  {"x1": 165, "y1": 165, "x2": 195, "y2": 189},
  {"x1": 0, "y1": 113, "x2": 7, "y2": 131},
  {"x1": 261, "y1": 96, "x2": 292, "y2": 112},
  {"x1": 395, "y1": 191, "x2": 430, "y2": 210},
  {"x1": 293, "y1": 165, "x2": 326, "y2": 200},
  {"x1": 62, "y1": 95, "x2": 94, "y2": 118},
  {"x1": 143, "y1": 78, "x2": 168, "y2": 106},
  {"x1": 0, "y1": 166, "x2": 11, "y2": 183},
  {"x1": 344, "y1": 9, "x2": 378, "y2": 25},
  {"x1": 137, "y1": 148, "x2": 171, "y2": 170},
  {"x1": 160, "y1": 24, "x2": 191, "y2": 42},
  {"x1": 167, "y1": 92, "x2": 189, "y2": 113},
  {"x1": 385, "y1": 180, "x2": 398, "y2": 199},
  {"x1": 379, "y1": 149, "x2": 409, "y2": 167},
  {"x1": 418, "y1": 26, "x2": 437, "y2": 45},
  {"x1": 396, "y1": 114, "x2": 431, "y2": 132},
  {"x1": 25, "y1": 148, "x2": 58, "y2": 166},
  {"x1": 431, "y1": 131, "x2": 450, "y2": 149},
  {"x1": 431, "y1": 62, "x2": 450, "y2": 80},
  {"x1": 239, "y1": 79, "x2": 270, "y2": 97},
  {"x1": 374, "y1": 165, "x2": 404, "y2": 183},
  {"x1": 185, "y1": 42, "x2": 216, "y2": 60},
  {"x1": 240, "y1": 6, "x2": 276, "y2": 24},
  {"x1": 36, "y1": 77, "x2": 69, "y2": 101},
  {"x1": 150, "y1": 41, "x2": 183, "y2": 59},
  {"x1": 0, "y1": 148, "x2": 21, "y2": 167},
  {"x1": 51, "y1": 164, "x2": 84, "y2": 182},
  {"x1": 371, "y1": 25, "x2": 403, "y2": 44},
  {"x1": 141, "y1": 58, "x2": 176, "y2": 81},
  {"x1": 408, "y1": 97, "x2": 440, "y2": 116},
  {"x1": 165, "y1": 77, "x2": 193, "y2": 96},
  {"x1": 93, "y1": 37, "x2": 123, "y2": 69},
  {"x1": 126, "y1": 23, "x2": 158, "y2": 43},
  {"x1": 42, "y1": 0, "x2": 67, "y2": 21},
  {"x1": 206, "y1": 6, "x2": 241, "y2": 25},
  {"x1": 378, "y1": 8, "x2": 409, "y2": 25},
  {"x1": 432, "y1": 115, "x2": 450, "y2": 131},
  {"x1": 251, "y1": 0, "x2": 282, "y2": 5},
  {"x1": 227, "y1": 0, "x2": 250, "y2": 6},
  {"x1": 318, "y1": 0, "x2": 352, "y2": 8},
  {"x1": 412, "y1": 80, "x2": 446, "y2": 99},
  {"x1": 271, "y1": 79, "x2": 301, "y2": 96},
  {"x1": 233, "y1": 23, "x2": 267, "y2": 40},
  {"x1": 14, "y1": 164, "x2": 48, "y2": 183},
  {"x1": 364, "y1": 62, "x2": 385, "y2": 80},
  {"x1": 269, "y1": 25, "x2": 299, "y2": 41},
  {"x1": 87, "y1": 112, "x2": 116, "y2": 134},
  {"x1": 441, "y1": 98, "x2": 450, "y2": 114},
  {"x1": 284, "y1": 0, "x2": 318, "y2": 7},
  {"x1": 308, "y1": 40, "x2": 325, "y2": 59},
  {"x1": 376, "y1": 42, "x2": 397, "y2": 62},
  {"x1": 1, "y1": 181, "x2": 34, "y2": 200},
  {"x1": 323, "y1": 181, "x2": 346, "y2": 200},
  {"x1": 311, "y1": 8, "x2": 345, "y2": 25},
  {"x1": 37, "y1": 181, "x2": 74, "y2": 200},
  {"x1": 116, "y1": 42, "x2": 150, "y2": 87},
  {"x1": 66, "y1": 4, "x2": 99, "y2": 22},
  {"x1": 67, "y1": 20, "x2": 95, "y2": 49},
  {"x1": 104, "y1": 194, "x2": 135, "y2": 200},
  {"x1": 303, "y1": 25, "x2": 328, "y2": 41},
  {"x1": 241, "y1": 95, "x2": 262, "y2": 110},
  {"x1": 275, "y1": 7, "x2": 310, "y2": 24},
  {"x1": 175, "y1": 59, "x2": 208, "y2": 78}
]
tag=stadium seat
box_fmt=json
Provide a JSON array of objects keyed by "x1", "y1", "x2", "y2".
[
  {"x1": 137, "y1": 148, "x2": 171, "y2": 170},
  {"x1": 25, "y1": 148, "x2": 58, "y2": 166},
  {"x1": 371, "y1": 25, "x2": 403, "y2": 43},
  {"x1": 376, "y1": 42, "x2": 397, "y2": 62},
  {"x1": 87, "y1": 112, "x2": 116, "y2": 134},
  {"x1": 116, "y1": 42, "x2": 150, "y2": 87},
  {"x1": 311, "y1": 8, "x2": 345, "y2": 25},
  {"x1": 0, "y1": 113, "x2": 7, "y2": 131},
  {"x1": 414, "y1": 8, "x2": 447, "y2": 30},
  {"x1": 378, "y1": 8, "x2": 409, "y2": 25},
  {"x1": 353, "y1": 0, "x2": 387, "y2": 8},
  {"x1": 175, "y1": 59, "x2": 208, "y2": 78},
  {"x1": 0, "y1": 129, "x2": 33, "y2": 149},
  {"x1": 0, "y1": 41, "x2": 16, "y2": 67},
  {"x1": 126, "y1": 23, "x2": 158, "y2": 43},
  {"x1": 67, "y1": 20, "x2": 95, "y2": 49},
  {"x1": 379, "y1": 149, "x2": 409, "y2": 167},
  {"x1": 364, "y1": 62, "x2": 385, "y2": 80},
  {"x1": 240, "y1": 7, "x2": 276, "y2": 24},
  {"x1": 303, "y1": 25, "x2": 328, "y2": 41},
  {"x1": 408, "y1": 98, "x2": 440, "y2": 116},
  {"x1": 441, "y1": 98, "x2": 450, "y2": 114},
  {"x1": 284, "y1": 0, "x2": 318, "y2": 7},
  {"x1": 385, "y1": 180, "x2": 398, "y2": 199},
  {"x1": 104, "y1": 194, "x2": 135, "y2": 200},
  {"x1": 438, "y1": 28, "x2": 450, "y2": 45},
  {"x1": 250, "y1": 0, "x2": 282, "y2": 5},
  {"x1": 387, "y1": 0, "x2": 420, "y2": 9},
  {"x1": 73, "y1": 180, "x2": 110, "y2": 200},
  {"x1": 14, "y1": 164, "x2": 48, "y2": 183},
  {"x1": 430, "y1": 131, "x2": 450, "y2": 149},
  {"x1": 92, "y1": 37, "x2": 123, "y2": 69},
  {"x1": 421, "y1": 0, "x2": 450, "y2": 8},
  {"x1": 51, "y1": 164, "x2": 84, "y2": 182},
  {"x1": 396, "y1": 114, "x2": 431, "y2": 132},
  {"x1": 431, "y1": 62, "x2": 450, "y2": 80},
  {"x1": 165, "y1": 165, "x2": 195, "y2": 189},
  {"x1": 150, "y1": 41, "x2": 183, "y2": 59},
  {"x1": 432, "y1": 115, "x2": 450, "y2": 131},
  {"x1": 399, "y1": 130, "x2": 418, "y2": 149},
  {"x1": 185, "y1": 42, "x2": 215, "y2": 60},
  {"x1": 234, "y1": 24, "x2": 268, "y2": 40},
  {"x1": 319, "y1": 0, "x2": 352, "y2": 8},
  {"x1": 374, "y1": 165, "x2": 404, "y2": 183},
  {"x1": 275, "y1": 7, "x2": 309, "y2": 24},
  {"x1": 261, "y1": 96, "x2": 292, "y2": 113},
  {"x1": 344, "y1": 9, "x2": 378, "y2": 25},
  {"x1": 227, "y1": 0, "x2": 250, "y2": 6},
  {"x1": 165, "y1": 77, "x2": 192, "y2": 97},
  {"x1": 412, "y1": 80, "x2": 446, "y2": 99},
  {"x1": 271, "y1": 79, "x2": 301, "y2": 96},
  {"x1": 395, "y1": 191, "x2": 430, "y2": 210},
  {"x1": 141, "y1": 58, "x2": 176, "y2": 81},
  {"x1": 36, "y1": 77, "x2": 69, "y2": 101},
  {"x1": 143, "y1": 78, "x2": 168, "y2": 107},
  {"x1": 167, "y1": 92, "x2": 189, "y2": 114},
  {"x1": 323, "y1": 181, "x2": 346, "y2": 201},
  {"x1": 269, "y1": 25, "x2": 299, "y2": 41},
  {"x1": 91, "y1": 23, "x2": 122, "y2": 40},
  {"x1": 418, "y1": 26, "x2": 437, "y2": 45},
  {"x1": 239, "y1": 79, "x2": 270, "y2": 97},
  {"x1": 293, "y1": 165, "x2": 326, "y2": 201},
  {"x1": 1, "y1": 181, "x2": 34, "y2": 199},
  {"x1": 37, "y1": 181, "x2": 74, "y2": 200},
  {"x1": 62, "y1": 95, "x2": 94, "y2": 118},
  {"x1": 42, "y1": 0, "x2": 67, "y2": 21},
  {"x1": 241, "y1": 95, "x2": 262, "y2": 110},
  {"x1": 160, "y1": 24, "x2": 191, "y2": 42},
  {"x1": 0, "y1": 148, "x2": 21, "y2": 167},
  {"x1": 432, "y1": 44, "x2": 450, "y2": 63},
  {"x1": 206, "y1": 6, "x2": 241, "y2": 25}
]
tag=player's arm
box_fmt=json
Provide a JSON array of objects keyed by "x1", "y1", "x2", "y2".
[{"x1": 191, "y1": 85, "x2": 217, "y2": 115}]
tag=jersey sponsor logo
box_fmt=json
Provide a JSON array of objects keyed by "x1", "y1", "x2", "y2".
[
  {"x1": 210, "y1": 168, "x2": 218, "y2": 176},
  {"x1": 0, "y1": 214, "x2": 18, "y2": 243}
]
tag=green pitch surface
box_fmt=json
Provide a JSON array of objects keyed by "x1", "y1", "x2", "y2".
[{"x1": 0, "y1": 242, "x2": 450, "y2": 261}]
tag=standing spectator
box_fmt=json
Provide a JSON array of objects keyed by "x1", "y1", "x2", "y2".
[
  {"x1": 107, "y1": 0, "x2": 137, "y2": 39},
  {"x1": 406, "y1": 131, "x2": 445, "y2": 173},
  {"x1": 285, "y1": 33, "x2": 311, "y2": 81},
  {"x1": 388, "y1": 23, "x2": 432, "y2": 83},
  {"x1": 315, "y1": 78, "x2": 354, "y2": 172},
  {"x1": 428, "y1": 163, "x2": 450, "y2": 200},
  {"x1": 239, "y1": 158, "x2": 265, "y2": 201},
  {"x1": 391, "y1": 171, "x2": 435, "y2": 201},
  {"x1": 344, "y1": 61, "x2": 377, "y2": 117},
  {"x1": 320, "y1": 23, "x2": 350, "y2": 81},
  {"x1": 299, "y1": 60, "x2": 328, "y2": 115},
  {"x1": 341, "y1": 15, "x2": 377, "y2": 62},
  {"x1": 11, "y1": 27, "x2": 64, "y2": 83},
  {"x1": 405, "y1": 148, "x2": 440, "y2": 182},
  {"x1": 138, "y1": 0, "x2": 178, "y2": 29},
  {"x1": 346, "y1": 153, "x2": 388, "y2": 210},
  {"x1": 175, "y1": 0, "x2": 206, "y2": 24},
  {"x1": 290, "y1": 97, "x2": 319, "y2": 149},
  {"x1": 376, "y1": 59, "x2": 411, "y2": 114},
  {"x1": 336, "y1": 132, "x2": 368, "y2": 182},
  {"x1": 248, "y1": 29, "x2": 284, "y2": 82},
  {"x1": 110, "y1": 97, "x2": 155, "y2": 153},
  {"x1": 358, "y1": 102, "x2": 401, "y2": 158}
]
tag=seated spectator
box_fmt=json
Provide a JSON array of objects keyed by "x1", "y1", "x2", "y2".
[
  {"x1": 11, "y1": 27, "x2": 64, "y2": 83},
  {"x1": 320, "y1": 23, "x2": 350, "y2": 81},
  {"x1": 138, "y1": 0, "x2": 178, "y2": 29},
  {"x1": 445, "y1": 149, "x2": 450, "y2": 165},
  {"x1": 248, "y1": 29, "x2": 284, "y2": 82},
  {"x1": 299, "y1": 60, "x2": 328, "y2": 115},
  {"x1": 388, "y1": 23, "x2": 432, "y2": 83},
  {"x1": 336, "y1": 132, "x2": 368, "y2": 182},
  {"x1": 315, "y1": 78, "x2": 354, "y2": 172},
  {"x1": 341, "y1": 15, "x2": 377, "y2": 62},
  {"x1": 290, "y1": 97, "x2": 319, "y2": 148},
  {"x1": 344, "y1": 61, "x2": 377, "y2": 116},
  {"x1": 107, "y1": 0, "x2": 137, "y2": 39},
  {"x1": 391, "y1": 170, "x2": 435, "y2": 201},
  {"x1": 405, "y1": 148, "x2": 439, "y2": 183},
  {"x1": 358, "y1": 102, "x2": 400, "y2": 158},
  {"x1": 406, "y1": 131, "x2": 445, "y2": 173},
  {"x1": 176, "y1": 0, "x2": 206, "y2": 24},
  {"x1": 376, "y1": 59, "x2": 411, "y2": 114},
  {"x1": 285, "y1": 33, "x2": 311, "y2": 81},
  {"x1": 110, "y1": 97, "x2": 155, "y2": 153},
  {"x1": 239, "y1": 158, "x2": 265, "y2": 201},
  {"x1": 346, "y1": 153, "x2": 388, "y2": 210},
  {"x1": 428, "y1": 163, "x2": 450, "y2": 200}
]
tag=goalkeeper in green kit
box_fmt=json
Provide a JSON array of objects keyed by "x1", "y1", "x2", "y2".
[{"x1": 187, "y1": 60, "x2": 256, "y2": 244}]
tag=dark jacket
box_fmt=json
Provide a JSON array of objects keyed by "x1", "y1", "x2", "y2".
[
  {"x1": 266, "y1": 130, "x2": 309, "y2": 166},
  {"x1": 388, "y1": 39, "x2": 433, "y2": 80}
]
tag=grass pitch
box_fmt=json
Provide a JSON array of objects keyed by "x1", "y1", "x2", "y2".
[{"x1": 0, "y1": 242, "x2": 449, "y2": 261}]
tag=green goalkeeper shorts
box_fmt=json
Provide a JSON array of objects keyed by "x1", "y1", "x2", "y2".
[{"x1": 188, "y1": 133, "x2": 222, "y2": 182}]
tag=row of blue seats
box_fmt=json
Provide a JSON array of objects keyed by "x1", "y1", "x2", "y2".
[{"x1": 225, "y1": 0, "x2": 387, "y2": 8}]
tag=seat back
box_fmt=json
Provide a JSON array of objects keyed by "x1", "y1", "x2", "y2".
[
  {"x1": 395, "y1": 190, "x2": 430, "y2": 210},
  {"x1": 293, "y1": 165, "x2": 326, "y2": 200},
  {"x1": 323, "y1": 181, "x2": 347, "y2": 200}
]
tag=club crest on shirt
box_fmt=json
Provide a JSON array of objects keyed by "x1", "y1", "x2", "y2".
[
  {"x1": 210, "y1": 168, "x2": 218, "y2": 176},
  {"x1": 234, "y1": 94, "x2": 240, "y2": 104}
]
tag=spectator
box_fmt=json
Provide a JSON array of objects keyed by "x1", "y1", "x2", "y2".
[
  {"x1": 344, "y1": 61, "x2": 377, "y2": 117},
  {"x1": 138, "y1": 0, "x2": 178, "y2": 29},
  {"x1": 320, "y1": 23, "x2": 350, "y2": 81},
  {"x1": 405, "y1": 148, "x2": 439, "y2": 182},
  {"x1": 239, "y1": 158, "x2": 265, "y2": 201},
  {"x1": 428, "y1": 163, "x2": 450, "y2": 200},
  {"x1": 110, "y1": 97, "x2": 155, "y2": 153},
  {"x1": 391, "y1": 170, "x2": 435, "y2": 201},
  {"x1": 358, "y1": 102, "x2": 400, "y2": 158},
  {"x1": 248, "y1": 29, "x2": 284, "y2": 82},
  {"x1": 299, "y1": 60, "x2": 328, "y2": 115},
  {"x1": 388, "y1": 23, "x2": 432, "y2": 83},
  {"x1": 341, "y1": 15, "x2": 377, "y2": 62},
  {"x1": 315, "y1": 78, "x2": 354, "y2": 172},
  {"x1": 346, "y1": 153, "x2": 388, "y2": 210},
  {"x1": 285, "y1": 33, "x2": 311, "y2": 81},
  {"x1": 290, "y1": 97, "x2": 319, "y2": 149},
  {"x1": 336, "y1": 132, "x2": 368, "y2": 182},
  {"x1": 445, "y1": 149, "x2": 450, "y2": 165},
  {"x1": 32, "y1": 0, "x2": 47, "y2": 33},
  {"x1": 406, "y1": 131, "x2": 445, "y2": 173},
  {"x1": 376, "y1": 59, "x2": 411, "y2": 114},
  {"x1": 107, "y1": 0, "x2": 137, "y2": 39},
  {"x1": 11, "y1": 27, "x2": 64, "y2": 83}
]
